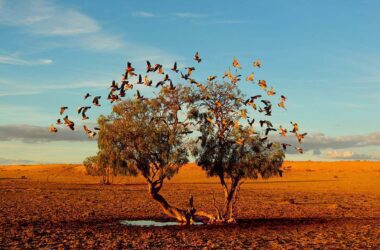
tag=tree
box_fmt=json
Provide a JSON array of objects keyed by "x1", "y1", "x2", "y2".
[
  {"x1": 189, "y1": 66, "x2": 287, "y2": 222},
  {"x1": 96, "y1": 86, "x2": 214, "y2": 224}
]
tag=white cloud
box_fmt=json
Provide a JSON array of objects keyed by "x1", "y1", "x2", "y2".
[
  {"x1": 326, "y1": 150, "x2": 376, "y2": 160},
  {"x1": 133, "y1": 11, "x2": 156, "y2": 18},
  {"x1": 0, "y1": 55, "x2": 53, "y2": 66},
  {"x1": 174, "y1": 12, "x2": 207, "y2": 18}
]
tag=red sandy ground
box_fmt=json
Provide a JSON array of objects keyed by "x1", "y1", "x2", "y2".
[{"x1": 0, "y1": 161, "x2": 379, "y2": 249}]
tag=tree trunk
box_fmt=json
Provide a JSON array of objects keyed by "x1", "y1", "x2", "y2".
[
  {"x1": 147, "y1": 182, "x2": 216, "y2": 224},
  {"x1": 222, "y1": 177, "x2": 241, "y2": 222}
]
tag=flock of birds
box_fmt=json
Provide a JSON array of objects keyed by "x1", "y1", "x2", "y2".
[{"x1": 49, "y1": 52, "x2": 306, "y2": 153}]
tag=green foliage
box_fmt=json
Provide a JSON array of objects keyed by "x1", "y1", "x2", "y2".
[{"x1": 97, "y1": 86, "x2": 193, "y2": 183}]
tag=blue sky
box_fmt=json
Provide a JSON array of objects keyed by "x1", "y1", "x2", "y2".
[{"x1": 0, "y1": 0, "x2": 380, "y2": 164}]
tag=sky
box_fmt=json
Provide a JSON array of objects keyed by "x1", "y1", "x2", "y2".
[{"x1": 0, "y1": 0, "x2": 380, "y2": 164}]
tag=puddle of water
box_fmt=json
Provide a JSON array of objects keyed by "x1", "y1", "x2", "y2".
[{"x1": 120, "y1": 220, "x2": 203, "y2": 227}]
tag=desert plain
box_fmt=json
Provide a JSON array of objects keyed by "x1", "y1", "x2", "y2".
[{"x1": 0, "y1": 161, "x2": 379, "y2": 249}]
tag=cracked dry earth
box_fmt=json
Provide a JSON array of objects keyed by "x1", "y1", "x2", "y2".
[{"x1": 0, "y1": 162, "x2": 379, "y2": 249}]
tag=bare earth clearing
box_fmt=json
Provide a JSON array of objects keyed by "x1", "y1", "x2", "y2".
[{"x1": 0, "y1": 162, "x2": 379, "y2": 249}]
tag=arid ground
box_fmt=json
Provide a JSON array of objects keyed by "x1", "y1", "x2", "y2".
[{"x1": 0, "y1": 162, "x2": 379, "y2": 249}]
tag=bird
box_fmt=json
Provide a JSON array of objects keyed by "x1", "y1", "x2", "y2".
[
  {"x1": 266, "y1": 143, "x2": 273, "y2": 149},
  {"x1": 77, "y1": 106, "x2": 91, "y2": 115},
  {"x1": 110, "y1": 80, "x2": 119, "y2": 90},
  {"x1": 258, "y1": 80, "x2": 267, "y2": 91},
  {"x1": 135, "y1": 90, "x2": 144, "y2": 100},
  {"x1": 136, "y1": 74, "x2": 143, "y2": 84},
  {"x1": 194, "y1": 52, "x2": 201, "y2": 63},
  {"x1": 253, "y1": 59, "x2": 261, "y2": 68},
  {"x1": 56, "y1": 119, "x2": 62, "y2": 125},
  {"x1": 146, "y1": 61, "x2": 154, "y2": 73},
  {"x1": 244, "y1": 99, "x2": 257, "y2": 110},
  {"x1": 207, "y1": 75, "x2": 217, "y2": 81},
  {"x1": 245, "y1": 73, "x2": 254, "y2": 82},
  {"x1": 280, "y1": 95, "x2": 286, "y2": 102},
  {"x1": 144, "y1": 75, "x2": 152, "y2": 86},
  {"x1": 279, "y1": 126, "x2": 287, "y2": 137},
  {"x1": 251, "y1": 95, "x2": 262, "y2": 100},
  {"x1": 232, "y1": 58, "x2": 242, "y2": 69},
  {"x1": 267, "y1": 86, "x2": 276, "y2": 96},
  {"x1": 49, "y1": 124, "x2": 58, "y2": 133},
  {"x1": 92, "y1": 96, "x2": 101, "y2": 106},
  {"x1": 156, "y1": 80, "x2": 166, "y2": 88},
  {"x1": 171, "y1": 62, "x2": 179, "y2": 73},
  {"x1": 295, "y1": 147, "x2": 303, "y2": 154},
  {"x1": 63, "y1": 115, "x2": 75, "y2": 130},
  {"x1": 84, "y1": 93, "x2": 91, "y2": 99},
  {"x1": 169, "y1": 80, "x2": 176, "y2": 90},
  {"x1": 241, "y1": 109, "x2": 247, "y2": 119},
  {"x1": 296, "y1": 132, "x2": 307, "y2": 143},
  {"x1": 290, "y1": 122, "x2": 299, "y2": 133},
  {"x1": 223, "y1": 68, "x2": 232, "y2": 79},
  {"x1": 83, "y1": 125, "x2": 97, "y2": 139},
  {"x1": 265, "y1": 127, "x2": 277, "y2": 136},
  {"x1": 126, "y1": 62, "x2": 136, "y2": 76},
  {"x1": 248, "y1": 118, "x2": 255, "y2": 127},
  {"x1": 281, "y1": 143, "x2": 292, "y2": 150},
  {"x1": 261, "y1": 100, "x2": 271, "y2": 106},
  {"x1": 260, "y1": 120, "x2": 273, "y2": 128},
  {"x1": 60, "y1": 106, "x2": 68, "y2": 115},
  {"x1": 278, "y1": 101, "x2": 286, "y2": 110},
  {"x1": 236, "y1": 138, "x2": 244, "y2": 145},
  {"x1": 186, "y1": 67, "x2": 195, "y2": 76}
]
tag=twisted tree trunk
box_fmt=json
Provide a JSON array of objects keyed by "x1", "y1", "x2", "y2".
[{"x1": 147, "y1": 182, "x2": 216, "y2": 224}]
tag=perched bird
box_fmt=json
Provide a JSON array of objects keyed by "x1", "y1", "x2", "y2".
[
  {"x1": 63, "y1": 115, "x2": 75, "y2": 130},
  {"x1": 267, "y1": 86, "x2": 276, "y2": 96},
  {"x1": 236, "y1": 138, "x2": 244, "y2": 145},
  {"x1": 171, "y1": 62, "x2": 179, "y2": 73},
  {"x1": 279, "y1": 126, "x2": 287, "y2": 137},
  {"x1": 194, "y1": 52, "x2": 202, "y2": 63},
  {"x1": 245, "y1": 73, "x2": 254, "y2": 82},
  {"x1": 232, "y1": 58, "x2": 242, "y2": 69},
  {"x1": 60, "y1": 106, "x2": 68, "y2": 115},
  {"x1": 84, "y1": 93, "x2": 91, "y2": 99},
  {"x1": 49, "y1": 124, "x2": 58, "y2": 133},
  {"x1": 295, "y1": 147, "x2": 303, "y2": 154},
  {"x1": 296, "y1": 132, "x2": 307, "y2": 143},
  {"x1": 258, "y1": 80, "x2": 267, "y2": 91},
  {"x1": 207, "y1": 75, "x2": 217, "y2": 81},
  {"x1": 92, "y1": 96, "x2": 101, "y2": 106},
  {"x1": 253, "y1": 59, "x2": 261, "y2": 68}
]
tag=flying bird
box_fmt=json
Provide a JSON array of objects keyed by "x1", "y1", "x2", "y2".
[
  {"x1": 291, "y1": 122, "x2": 299, "y2": 133},
  {"x1": 92, "y1": 96, "x2": 101, "y2": 106},
  {"x1": 295, "y1": 147, "x2": 303, "y2": 154},
  {"x1": 267, "y1": 86, "x2": 276, "y2": 96},
  {"x1": 279, "y1": 126, "x2": 287, "y2": 137},
  {"x1": 232, "y1": 58, "x2": 242, "y2": 69},
  {"x1": 258, "y1": 80, "x2": 267, "y2": 91},
  {"x1": 296, "y1": 132, "x2": 307, "y2": 143},
  {"x1": 281, "y1": 143, "x2": 292, "y2": 150},
  {"x1": 245, "y1": 73, "x2": 254, "y2": 82},
  {"x1": 253, "y1": 59, "x2": 261, "y2": 68},
  {"x1": 171, "y1": 62, "x2": 179, "y2": 73},
  {"x1": 194, "y1": 52, "x2": 202, "y2": 63},
  {"x1": 60, "y1": 106, "x2": 68, "y2": 115},
  {"x1": 63, "y1": 116, "x2": 75, "y2": 130},
  {"x1": 207, "y1": 75, "x2": 217, "y2": 81},
  {"x1": 49, "y1": 124, "x2": 58, "y2": 133},
  {"x1": 84, "y1": 93, "x2": 91, "y2": 99},
  {"x1": 135, "y1": 90, "x2": 144, "y2": 100},
  {"x1": 56, "y1": 119, "x2": 62, "y2": 125},
  {"x1": 146, "y1": 61, "x2": 154, "y2": 73},
  {"x1": 83, "y1": 125, "x2": 97, "y2": 139},
  {"x1": 144, "y1": 75, "x2": 153, "y2": 86}
]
